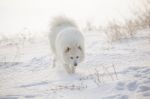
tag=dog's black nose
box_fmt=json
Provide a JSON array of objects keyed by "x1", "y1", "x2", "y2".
[{"x1": 74, "y1": 63, "x2": 77, "y2": 66}]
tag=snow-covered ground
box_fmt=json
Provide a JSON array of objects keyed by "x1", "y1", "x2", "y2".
[{"x1": 0, "y1": 29, "x2": 150, "y2": 99}]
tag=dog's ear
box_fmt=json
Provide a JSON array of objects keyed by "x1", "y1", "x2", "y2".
[
  {"x1": 78, "y1": 46, "x2": 82, "y2": 51},
  {"x1": 65, "y1": 47, "x2": 71, "y2": 53}
]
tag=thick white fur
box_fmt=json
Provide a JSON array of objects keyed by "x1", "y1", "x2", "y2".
[{"x1": 49, "y1": 16, "x2": 84, "y2": 74}]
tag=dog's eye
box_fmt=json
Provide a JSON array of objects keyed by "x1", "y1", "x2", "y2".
[
  {"x1": 76, "y1": 56, "x2": 79, "y2": 59},
  {"x1": 70, "y1": 57, "x2": 73, "y2": 59}
]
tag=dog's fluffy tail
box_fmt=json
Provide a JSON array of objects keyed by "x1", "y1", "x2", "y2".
[
  {"x1": 50, "y1": 16, "x2": 77, "y2": 32},
  {"x1": 49, "y1": 16, "x2": 77, "y2": 55}
]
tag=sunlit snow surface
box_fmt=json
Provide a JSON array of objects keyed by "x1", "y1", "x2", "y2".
[{"x1": 0, "y1": 29, "x2": 150, "y2": 99}]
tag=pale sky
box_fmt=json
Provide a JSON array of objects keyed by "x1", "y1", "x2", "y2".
[{"x1": 0, "y1": 0, "x2": 145, "y2": 35}]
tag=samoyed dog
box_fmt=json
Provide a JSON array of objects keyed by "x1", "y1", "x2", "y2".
[{"x1": 49, "y1": 16, "x2": 85, "y2": 74}]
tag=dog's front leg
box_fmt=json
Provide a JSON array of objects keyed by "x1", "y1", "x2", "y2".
[
  {"x1": 64, "y1": 64, "x2": 72, "y2": 74},
  {"x1": 52, "y1": 58, "x2": 56, "y2": 68},
  {"x1": 70, "y1": 65, "x2": 75, "y2": 73}
]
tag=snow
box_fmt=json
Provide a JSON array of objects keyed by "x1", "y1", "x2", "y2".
[{"x1": 0, "y1": 28, "x2": 150, "y2": 99}]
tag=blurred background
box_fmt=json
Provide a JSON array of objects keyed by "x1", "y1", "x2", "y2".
[{"x1": 0, "y1": 0, "x2": 149, "y2": 35}]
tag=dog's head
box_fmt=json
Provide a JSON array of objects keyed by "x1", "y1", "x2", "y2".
[{"x1": 63, "y1": 45, "x2": 84, "y2": 66}]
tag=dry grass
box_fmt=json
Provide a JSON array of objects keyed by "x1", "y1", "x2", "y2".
[
  {"x1": 0, "y1": 28, "x2": 34, "y2": 62},
  {"x1": 84, "y1": 0, "x2": 150, "y2": 42},
  {"x1": 92, "y1": 64, "x2": 118, "y2": 87},
  {"x1": 106, "y1": 1, "x2": 150, "y2": 42},
  {"x1": 49, "y1": 83, "x2": 87, "y2": 92}
]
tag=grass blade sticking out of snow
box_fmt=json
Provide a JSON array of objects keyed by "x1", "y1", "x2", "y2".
[
  {"x1": 94, "y1": 68, "x2": 102, "y2": 86},
  {"x1": 102, "y1": 65, "x2": 114, "y2": 81},
  {"x1": 112, "y1": 64, "x2": 118, "y2": 80}
]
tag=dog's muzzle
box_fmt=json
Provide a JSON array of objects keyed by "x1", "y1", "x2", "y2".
[{"x1": 74, "y1": 62, "x2": 77, "y2": 66}]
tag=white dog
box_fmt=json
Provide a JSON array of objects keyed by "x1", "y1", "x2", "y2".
[{"x1": 49, "y1": 16, "x2": 84, "y2": 74}]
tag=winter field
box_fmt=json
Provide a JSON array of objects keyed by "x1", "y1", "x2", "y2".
[
  {"x1": 0, "y1": 28, "x2": 150, "y2": 99},
  {"x1": 0, "y1": 0, "x2": 150, "y2": 99}
]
